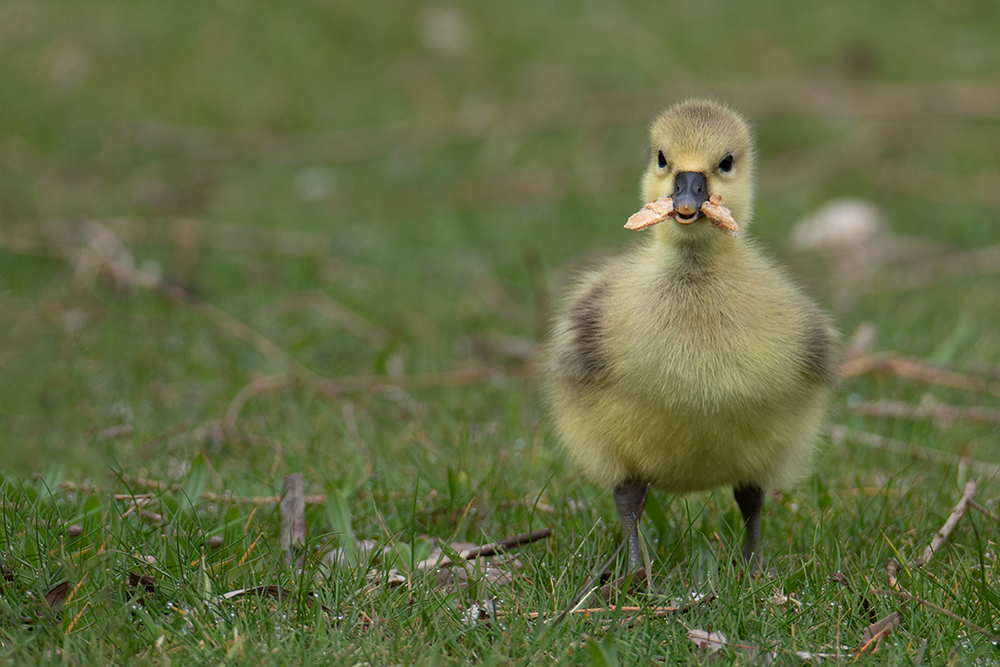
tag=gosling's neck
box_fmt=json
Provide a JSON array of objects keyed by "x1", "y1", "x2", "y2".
[{"x1": 650, "y1": 223, "x2": 742, "y2": 277}]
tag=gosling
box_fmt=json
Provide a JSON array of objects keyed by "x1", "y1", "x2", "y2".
[{"x1": 545, "y1": 99, "x2": 839, "y2": 573}]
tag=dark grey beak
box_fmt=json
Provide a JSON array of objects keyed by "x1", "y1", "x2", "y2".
[{"x1": 673, "y1": 171, "x2": 708, "y2": 220}]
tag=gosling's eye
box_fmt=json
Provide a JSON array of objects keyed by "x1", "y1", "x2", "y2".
[
  {"x1": 718, "y1": 153, "x2": 734, "y2": 173},
  {"x1": 657, "y1": 150, "x2": 667, "y2": 169}
]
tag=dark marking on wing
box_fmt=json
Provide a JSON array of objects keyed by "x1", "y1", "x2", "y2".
[
  {"x1": 557, "y1": 280, "x2": 611, "y2": 386},
  {"x1": 802, "y1": 310, "x2": 841, "y2": 386}
]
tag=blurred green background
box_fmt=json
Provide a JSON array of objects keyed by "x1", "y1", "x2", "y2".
[
  {"x1": 2, "y1": 2, "x2": 1000, "y2": 662},
  {"x1": 2, "y1": 0, "x2": 999, "y2": 488}
]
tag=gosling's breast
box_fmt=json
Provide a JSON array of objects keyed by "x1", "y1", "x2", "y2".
[{"x1": 600, "y1": 260, "x2": 813, "y2": 410}]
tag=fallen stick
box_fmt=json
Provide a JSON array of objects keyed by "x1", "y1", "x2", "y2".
[
  {"x1": 417, "y1": 528, "x2": 553, "y2": 570},
  {"x1": 872, "y1": 588, "x2": 1000, "y2": 644},
  {"x1": 462, "y1": 528, "x2": 553, "y2": 560},
  {"x1": 908, "y1": 479, "x2": 977, "y2": 570},
  {"x1": 841, "y1": 354, "x2": 1000, "y2": 398}
]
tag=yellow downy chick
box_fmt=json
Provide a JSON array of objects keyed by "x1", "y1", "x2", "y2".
[{"x1": 545, "y1": 99, "x2": 839, "y2": 571}]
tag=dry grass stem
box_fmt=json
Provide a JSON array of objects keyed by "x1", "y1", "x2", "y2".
[
  {"x1": 224, "y1": 375, "x2": 295, "y2": 438},
  {"x1": 59, "y1": 478, "x2": 328, "y2": 506},
  {"x1": 829, "y1": 425, "x2": 1000, "y2": 477},
  {"x1": 0, "y1": 227, "x2": 320, "y2": 381},
  {"x1": 842, "y1": 354, "x2": 1000, "y2": 397},
  {"x1": 846, "y1": 398, "x2": 1000, "y2": 428},
  {"x1": 524, "y1": 603, "x2": 684, "y2": 621},
  {"x1": 873, "y1": 164, "x2": 1000, "y2": 207},
  {"x1": 254, "y1": 290, "x2": 390, "y2": 346},
  {"x1": 224, "y1": 366, "x2": 515, "y2": 439}
]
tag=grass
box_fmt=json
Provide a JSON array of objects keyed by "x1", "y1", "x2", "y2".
[{"x1": 2, "y1": 0, "x2": 1000, "y2": 663}]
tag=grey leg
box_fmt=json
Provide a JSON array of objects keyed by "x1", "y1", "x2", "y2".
[
  {"x1": 733, "y1": 484, "x2": 764, "y2": 573},
  {"x1": 614, "y1": 478, "x2": 647, "y2": 571}
]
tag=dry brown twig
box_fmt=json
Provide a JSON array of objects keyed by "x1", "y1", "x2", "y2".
[
  {"x1": 869, "y1": 484, "x2": 996, "y2": 667},
  {"x1": 856, "y1": 611, "x2": 903, "y2": 656},
  {"x1": 416, "y1": 528, "x2": 552, "y2": 571},
  {"x1": 872, "y1": 588, "x2": 1000, "y2": 644},
  {"x1": 908, "y1": 479, "x2": 977, "y2": 570}
]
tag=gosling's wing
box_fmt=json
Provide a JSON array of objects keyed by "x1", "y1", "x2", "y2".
[{"x1": 547, "y1": 272, "x2": 613, "y2": 390}]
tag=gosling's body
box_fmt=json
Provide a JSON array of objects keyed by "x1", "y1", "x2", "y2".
[
  {"x1": 549, "y1": 242, "x2": 831, "y2": 493},
  {"x1": 545, "y1": 99, "x2": 838, "y2": 570}
]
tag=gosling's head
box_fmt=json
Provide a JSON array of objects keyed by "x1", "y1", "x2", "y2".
[{"x1": 640, "y1": 99, "x2": 756, "y2": 241}]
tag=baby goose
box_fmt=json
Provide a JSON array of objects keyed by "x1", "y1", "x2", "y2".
[{"x1": 545, "y1": 99, "x2": 839, "y2": 572}]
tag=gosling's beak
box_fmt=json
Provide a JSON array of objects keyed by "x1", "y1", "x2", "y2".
[{"x1": 672, "y1": 171, "x2": 708, "y2": 224}]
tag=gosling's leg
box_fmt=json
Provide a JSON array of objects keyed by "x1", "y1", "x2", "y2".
[
  {"x1": 733, "y1": 484, "x2": 764, "y2": 574},
  {"x1": 614, "y1": 478, "x2": 647, "y2": 571}
]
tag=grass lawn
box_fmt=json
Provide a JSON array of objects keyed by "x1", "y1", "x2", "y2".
[{"x1": 1, "y1": 0, "x2": 999, "y2": 663}]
